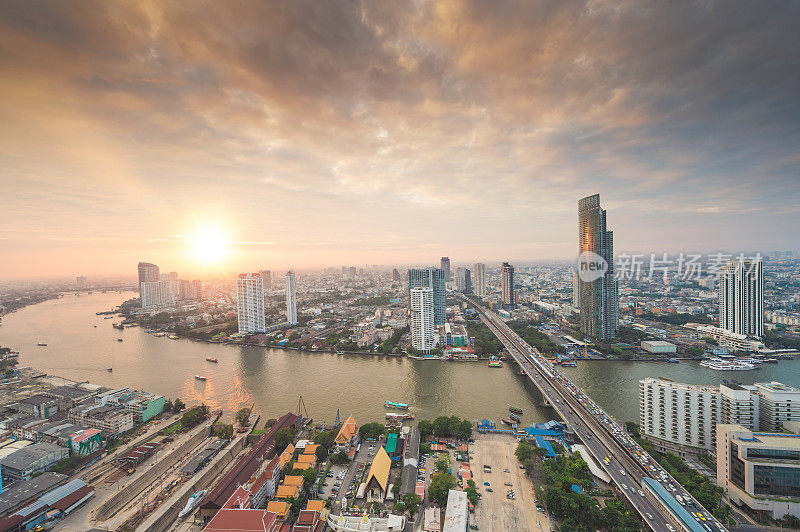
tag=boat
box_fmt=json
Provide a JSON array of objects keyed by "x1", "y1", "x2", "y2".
[
  {"x1": 509, "y1": 413, "x2": 521, "y2": 422},
  {"x1": 6, "y1": 353, "x2": 18, "y2": 358},
  {"x1": 112, "y1": 323, "x2": 124, "y2": 330},
  {"x1": 384, "y1": 401, "x2": 409, "y2": 410},
  {"x1": 206, "y1": 357, "x2": 219, "y2": 363},
  {"x1": 107, "y1": 367, "x2": 113, "y2": 372},
  {"x1": 93, "y1": 325, "x2": 98, "y2": 328},
  {"x1": 195, "y1": 375, "x2": 207, "y2": 381},
  {"x1": 560, "y1": 360, "x2": 577, "y2": 367},
  {"x1": 37, "y1": 343, "x2": 47, "y2": 347},
  {"x1": 153, "y1": 332, "x2": 166, "y2": 337},
  {"x1": 700, "y1": 357, "x2": 757, "y2": 371},
  {"x1": 509, "y1": 406, "x2": 523, "y2": 414},
  {"x1": 169, "y1": 335, "x2": 180, "y2": 340},
  {"x1": 386, "y1": 412, "x2": 415, "y2": 421},
  {"x1": 488, "y1": 357, "x2": 503, "y2": 368},
  {"x1": 501, "y1": 418, "x2": 516, "y2": 426},
  {"x1": 666, "y1": 358, "x2": 679, "y2": 363},
  {"x1": 763, "y1": 358, "x2": 779, "y2": 364},
  {"x1": 178, "y1": 490, "x2": 207, "y2": 518},
  {"x1": 117, "y1": 338, "x2": 123, "y2": 342}
]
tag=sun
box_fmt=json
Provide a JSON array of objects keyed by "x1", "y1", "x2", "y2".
[{"x1": 191, "y1": 226, "x2": 229, "y2": 264}]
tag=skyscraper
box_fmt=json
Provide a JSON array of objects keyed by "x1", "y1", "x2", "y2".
[
  {"x1": 455, "y1": 267, "x2": 472, "y2": 294},
  {"x1": 408, "y1": 267, "x2": 446, "y2": 325},
  {"x1": 410, "y1": 286, "x2": 435, "y2": 353},
  {"x1": 285, "y1": 270, "x2": 298, "y2": 325},
  {"x1": 236, "y1": 273, "x2": 265, "y2": 333},
  {"x1": 501, "y1": 262, "x2": 515, "y2": 309},
  {"x1": 137, "y1": 262, "x2": 159, "y2": 293},
  {"x1": 578, "y1": 193, "x2": 618, "y2": 339},
  {"x1": 75, "y1": 276, "x2": 87, "y2": 289},
  {"x1": 260, "y1": 270, "x2": 272, "y2": 291},
  {"x1": 719, "y1": 258, "x2": 764, "y2": 337},
  {"x1": 392, "y1": 268, "x2": 401, "y2": 282},
  {"x1": 440, "y1": 257, "x2": 451, "y2": 282},
  {"x1": 473, "y1": 263, "x2": 486, "y2": 297},
  {"x1": 140, "y1": 281, "x2": 175, "y2": 310}
]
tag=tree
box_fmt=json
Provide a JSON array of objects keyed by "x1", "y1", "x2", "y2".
[
  {"x1": 235, "y1": 408, "x2": 251, "y2": 427},
  {"x1": 428, "y1": 473, "x2": 457, "y2": 506},
  {"x1": 401, "y1": 493, "x2": 422, "y2": 518},
  {"x1": 458, "y1": 419, "x2": 473, "y2": 441},
  {"x1": 264, "y1": 418, "x2": 277, "y2": 428},
  {"x1": 173, "y1": 398, "x2": 185, "y2": 412},
  {"x1": 435, "y1": 454, "x2": 451, "y2": 473},
  {"x1": 163, "y1": 399, "x2": 173, "y2": 413},
  {"x1": 331, "y1": 451, "x2": 349, "y2": 465},
  {"x1": 274, "y1": 428, "x2": 295, "y2": 451},
  {"x1": 515, "y1": 440, "x2": 534, "y2": 462},
  {"x1": 313, "y1": 430, "x2": 336, "y2": 450},
  {"x1": 417, "y1": 420, "x2": 434, "y2": 438},
  {"x1": 360, "y1": 422, "x2": 385, "y2": 440},
  {"x1": 218, "y1": 424, "x2": 234, "y2": 439},
  {"x1": 302, "y1": 468, "x2": 318, "y2": 486}
]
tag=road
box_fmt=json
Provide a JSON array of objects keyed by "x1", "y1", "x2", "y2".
[{"x1": 461, "y1": 295, "x2": 727, "y2": 532}]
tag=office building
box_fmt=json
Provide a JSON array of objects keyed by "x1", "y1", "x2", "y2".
[
  {"x1": 392, "y1": 268, "x2": 401, "y2": 282},
  {"x1": 236, "y1": 273, "x2": 266, "y2": 333},
  {"x1": 285, "y1": 271, "x2": 298, "y2": 325},
  {"x1": 410, "y1": 287, "x2": 435, "y2": 353},
  {"x1": 719, "y1": 258, "x2": 764, "y2": 338},
  {"x1": 756, "y1": 382, "x2": 800, "y2": 432},
  {"x1": 408, "y1": 268, "x2": 446, "y2": 325},
  {"x1": 501, "y1": 262, "x2": 515, "y2": 309},
  {"x1": 717, "y1": 424, "x2": 800, "y2": 519},
  {"x1": 578, "y1": 194, "x2": 618, "y2": 339},
  {"x1": 140, "y1": 281, "x2": 175, "y2": 310},
  {"x1": 473, "y1": 263, "x2": 486, "y2": 297},
  {"x1": 75, "y1": 276, "x2": 86, "y2": 289},
  {"x1": 349, "y1": 266, "x2": 357, "y2": 278},
  {"x1": 454, "y1": 267, "x2": 472, "y2": 294},
  {"x1": 440, "y1": 257, "x2": 451, "y2": 282}
]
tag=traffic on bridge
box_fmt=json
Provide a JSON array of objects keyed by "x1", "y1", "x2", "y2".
[{"x1": 461, "y1": 295, "x2": 727, "y2": 532}]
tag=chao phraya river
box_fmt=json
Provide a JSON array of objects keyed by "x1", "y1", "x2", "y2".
[{"x1": 3, "y1": 291, "x2": 799, "y2": 425}]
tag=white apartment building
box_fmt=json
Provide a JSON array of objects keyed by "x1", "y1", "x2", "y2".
[
  {"x1": 765, "y1": 310, "x2": 800, "y2": 326},
  {"x1": 719, "y1": 258, "x2": 764, "y2": 337},
  {"x1": 285, "y1": 270, "x2": 298, "y2": 325},
  {"x1": 237, "y1": 273, "x2": 265, "y2": 333},
  {"x1": 473, "y1": 263, "x2": 486, "y2": 297},
  {"x1": 639, "y1": 377, "x2": 719, "y2": 455},
  {"x1": 410, "y1": 287, "x2": 435, "y2": 353},
  {"x1": 140, "y1": 280, "x2": 175, "y2": 310},
  {"x1": 641, "y1": 379, "x2": 800, "y2": 456}
]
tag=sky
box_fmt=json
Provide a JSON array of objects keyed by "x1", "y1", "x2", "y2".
[{"x1": 1, "y1": 0, "x2": 798, "y2": 279}]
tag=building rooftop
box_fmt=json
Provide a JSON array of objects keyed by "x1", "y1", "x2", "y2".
[
  {"x1": 0, "y1": 442, "x2": 65, "y2": 471},
  {"x1": 364, "y1": 447, "x2": 391, "y2": 492},
  {"x1": 0, "y1": 472, "x2": 66, "y2": 516}
]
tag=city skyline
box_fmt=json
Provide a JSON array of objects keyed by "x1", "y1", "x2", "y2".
[{"x1": 1, "y1": 1, "x2": 799, "y2": 278}]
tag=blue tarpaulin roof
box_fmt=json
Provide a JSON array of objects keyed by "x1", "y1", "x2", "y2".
[
  {"x1": 534, "y1": 436, "x2": 556, "y2": 458},
  {"x1": 571, "y1": 484, "x2": 583, "y2": 494}
]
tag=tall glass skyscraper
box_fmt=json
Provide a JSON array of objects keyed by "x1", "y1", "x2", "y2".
[
  {"x1": 408, "y1": 267, "x2": 446, "y2": 325},
  {"x1": 440, "y1": 257, "x2": 451, "y2": 282},
  {"x1": 578, "y1": 194, "x2": 618, "y2": 339},
  {"x1": 473, "y1": 263, "x2": 486, "y2": 296},
  {"x1": 285, "y1": 270, "x2": 298, "y2": 325},
  {"x1": 501, "y1": 262, "x2": 515, "y2": 309}
]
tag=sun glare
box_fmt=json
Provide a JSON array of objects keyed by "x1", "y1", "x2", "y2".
[{"x1": 191, "y1": 226, "x2": 228, "y2": 263}]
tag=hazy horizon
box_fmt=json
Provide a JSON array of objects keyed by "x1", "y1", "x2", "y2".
[{"x1": 2, "y1": 1, "x2": 798, "y2": 279}]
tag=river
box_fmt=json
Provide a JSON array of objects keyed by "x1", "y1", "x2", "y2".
[{"x1": 3, "y1": 292, "x2": 799, "y2": 426}]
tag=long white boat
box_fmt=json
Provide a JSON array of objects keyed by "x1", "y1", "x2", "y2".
[{"x1": 700, "y1": 357, "x2": 757, "y2": 371}]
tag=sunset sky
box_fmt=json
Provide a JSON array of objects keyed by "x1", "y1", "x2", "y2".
[{"x1": 1, "y1": 1, "x2": 798, "y2": 279}]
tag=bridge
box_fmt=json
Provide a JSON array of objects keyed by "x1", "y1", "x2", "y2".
[{"x1": 460, "y1": 295, "x2": 727, "y2": 532}]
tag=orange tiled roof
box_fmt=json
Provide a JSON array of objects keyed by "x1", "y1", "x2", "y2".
[
  {"x1": 284, "y1": 475, "x2": 304, "y2": 487},
  {"x1": 335, "y1": 415, "x2": 358, "y2": 444}
]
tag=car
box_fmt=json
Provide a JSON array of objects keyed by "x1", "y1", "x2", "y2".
[
  {"x1": 666, "y1": 525, "x2": 675, "y2": 532},
  {"x1": 469, "y1": 525, "x2": 478, "y2": 530},
  {"x1": 519, "y1": 464, "x2": 525, "y2": 469},
  {"x1": 619, "y1": 469, "x2": 626, "y2": 475},
  {"x1": 486, "y1": 487, "x2": 493, "y2": 492},
  {"x1": 621, "y1": 483, "x2": 627, "y2": 490},
  {"x1": 503, "y1": 468, "x2": 510, "y2": 472},
  {"x1": 537, "y1": 507, "x2": 545, "y2": 513},
  {"x1": 638, "y1": 490, "x2": 644, "y2": 497},
  {"x1": 646, "y1": 513, "x2": 653, "y2": 520},
  {"x1": 483, "y1": 481, "x2": 490, "y2": 486},
  {"x1": 504, "y1": 482, "x2": 512, "y2": 486}
]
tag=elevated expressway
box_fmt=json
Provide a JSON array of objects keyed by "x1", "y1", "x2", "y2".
[{"x1": 460, "y1": 295, "x2": 727, "y2": 532}]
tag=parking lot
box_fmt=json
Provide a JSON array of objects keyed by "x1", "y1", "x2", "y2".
[{"x1": 470, "y1": 433, "x2": 552, "y2": 532}]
